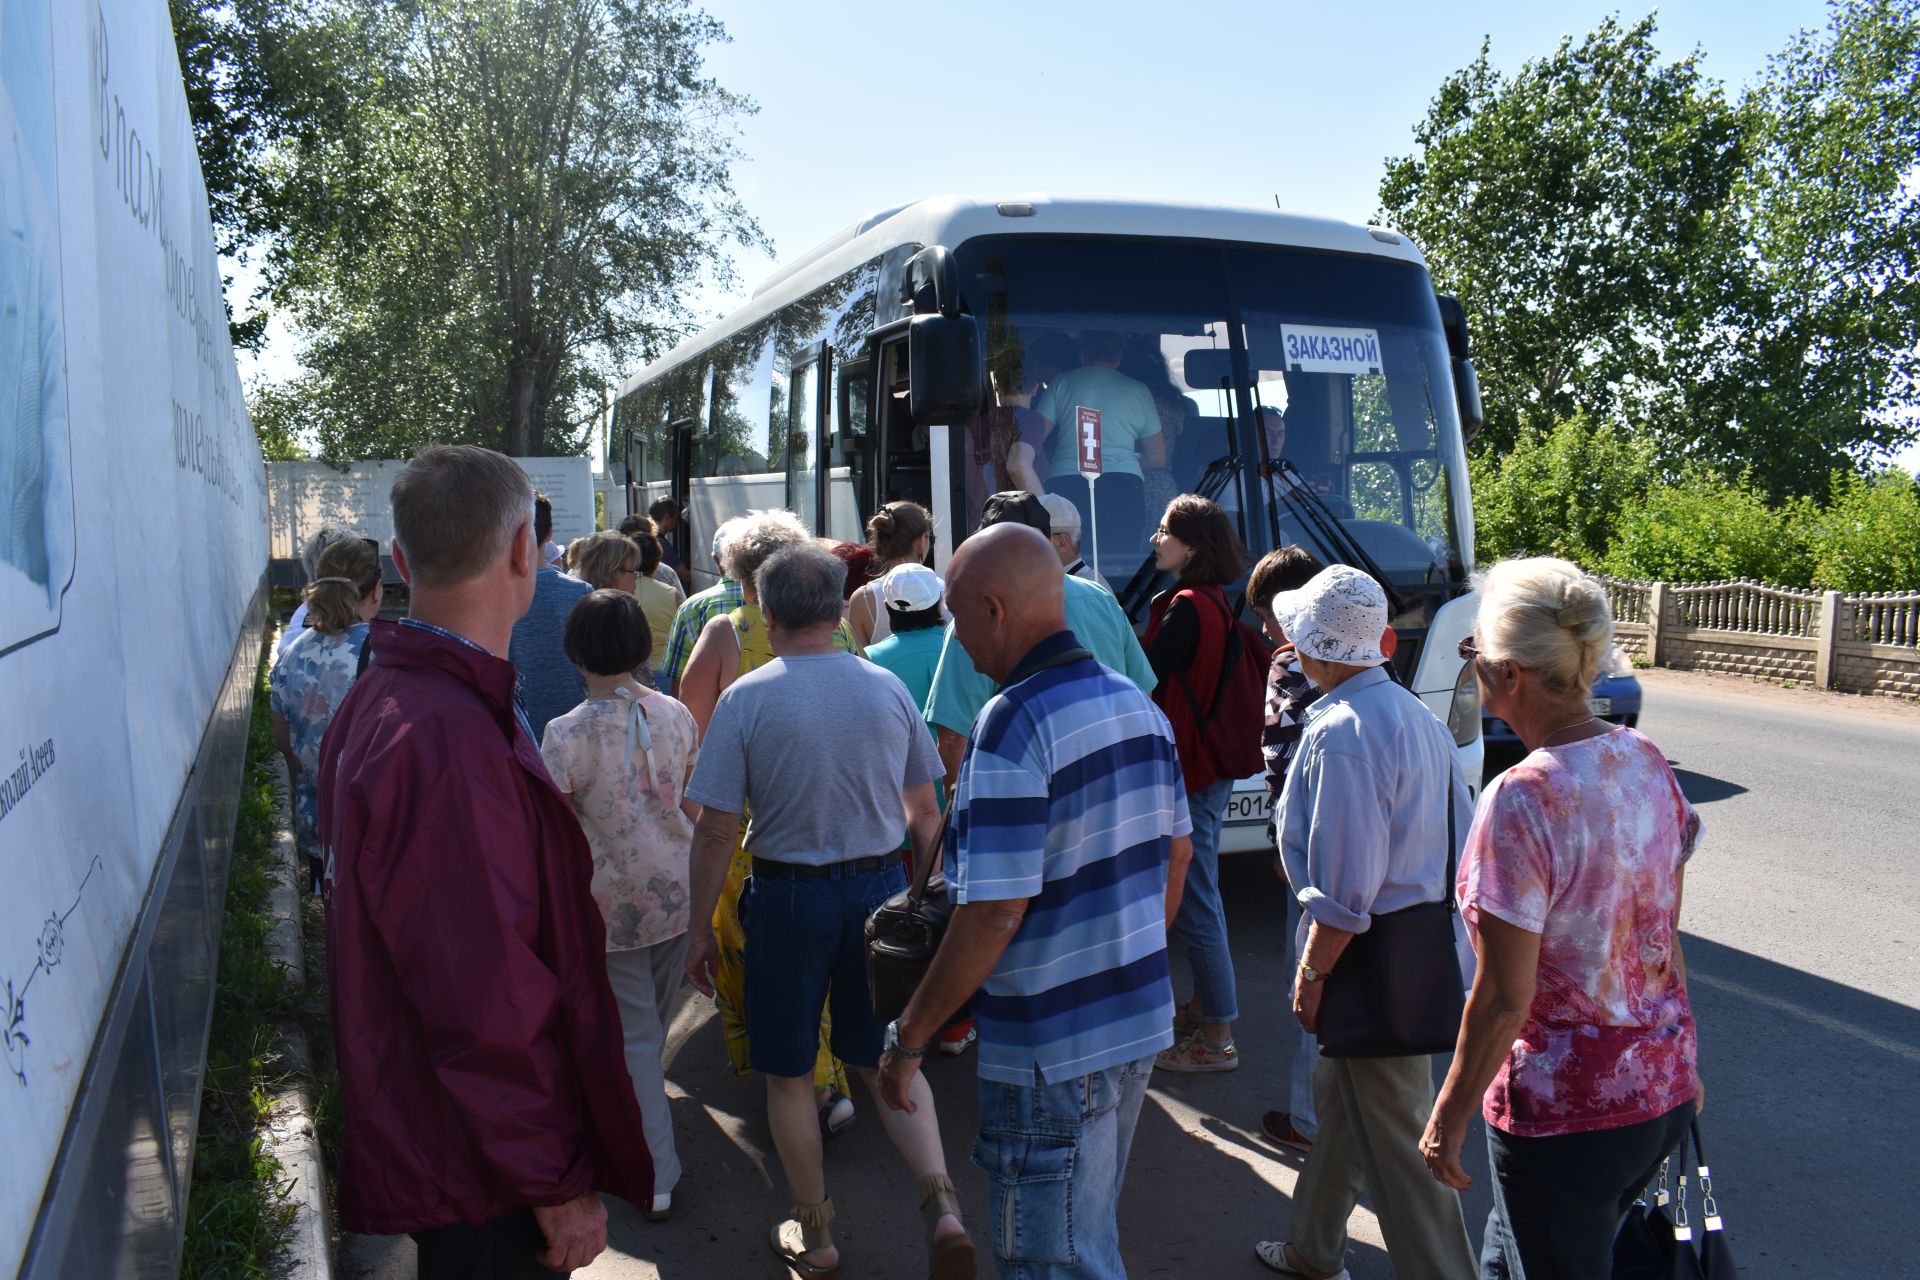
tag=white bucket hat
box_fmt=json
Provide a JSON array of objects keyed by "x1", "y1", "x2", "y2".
[
  {"x1": 1270, "y1": 564, "x2": 1389, "y2": 668},
  {"x1": 880, "y1": 563, "x2": 944, "y2": 613}
]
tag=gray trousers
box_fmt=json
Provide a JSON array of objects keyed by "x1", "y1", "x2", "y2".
[
  {"x1": 1291, "y1": 1053, "x2": 1475, "y2": 1280},
  {"x1": 603, "y1": 934, "x2": 690, "y2": 1196}
]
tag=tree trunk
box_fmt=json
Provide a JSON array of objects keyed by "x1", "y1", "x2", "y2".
[{"x1": 506, "y1": 357, "x2": 539, "y2": 456}]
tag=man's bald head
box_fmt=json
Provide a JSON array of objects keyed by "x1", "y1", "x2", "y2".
[{"x1": 946, "y1": 524, "x2": 1070, "y2": 684}]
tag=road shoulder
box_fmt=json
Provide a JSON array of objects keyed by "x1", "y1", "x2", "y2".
[{"x1": 1637, "y1": 665, "x2": 1920, "y2": 725}]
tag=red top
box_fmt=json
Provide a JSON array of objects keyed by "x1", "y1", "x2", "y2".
[
  {"x1": 1144, "y1": 585, "x2": 1233, "y2": 794},
  {"x1": 317, "y1": 619, "x2": 652, "y2": 1234}
]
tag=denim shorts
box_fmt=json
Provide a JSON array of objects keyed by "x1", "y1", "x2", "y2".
[{"x1": 742, "y1": 861, "x2": 906, "y2": 1077}]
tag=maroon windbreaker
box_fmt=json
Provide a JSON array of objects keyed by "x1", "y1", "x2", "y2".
[{"x1": 316, "y1": 619, "x2": 651, "y2": 1235}]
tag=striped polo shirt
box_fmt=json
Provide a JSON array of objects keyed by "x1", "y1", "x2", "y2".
[{"x1": 948, "y1": 630, "x2": 1192, "y2": 1086}]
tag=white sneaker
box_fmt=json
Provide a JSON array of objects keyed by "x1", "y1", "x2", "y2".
[{"x1": 938, "y1": 1026, "x2": 978, "y2": 1056}]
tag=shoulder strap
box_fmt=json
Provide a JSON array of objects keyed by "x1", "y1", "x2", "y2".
[
  {"x1": 1174, "y1": 588, "x2": 1242, "y2": 732},
  {"x1": 1445, "y1": 773, "x2": 1458, "y2": 914},
  {"x1": 356, "y1": 634, "x2": 373, "y2": 676}
]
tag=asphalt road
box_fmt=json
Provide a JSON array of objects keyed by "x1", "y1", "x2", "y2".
[{"x1": 340, "y1": 670, "x2": 1920, "y2": 1279}]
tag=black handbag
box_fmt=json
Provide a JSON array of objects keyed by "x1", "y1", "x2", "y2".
[
  {"x1": 1613, "y1": 1116, "x2": 1738, "y2": 1279},
  {"x1": 864, "y1": 646, "x2": 1094, "y2": 1024},
  {"x1": 1314, "y1": 769, "x2": 1466, "y2": 1058},
  {"x1": 865, "y1": 807, "x2": 955, "y2": 1024}
]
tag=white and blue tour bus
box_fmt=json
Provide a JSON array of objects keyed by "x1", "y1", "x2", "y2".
[{"x1": 611, "y1": 196, "x2": 1489, "y2": 849}]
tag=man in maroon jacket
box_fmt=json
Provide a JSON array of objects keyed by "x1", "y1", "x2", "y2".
[{"x1": 317, "y1": 445, "x2": 651, "y2": 1278}]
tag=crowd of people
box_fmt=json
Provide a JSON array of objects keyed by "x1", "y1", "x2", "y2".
[{"x1": 271, "y1": 445, "x2": 1707, "y2": 1280}]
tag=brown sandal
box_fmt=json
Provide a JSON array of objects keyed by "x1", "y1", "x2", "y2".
[
  {"x1": 770, "y1": 1197, "x2": 838, "y2": 1280},
  {"x1": 919, "y1": 1173, "x2": 976, "y2": 1280}
]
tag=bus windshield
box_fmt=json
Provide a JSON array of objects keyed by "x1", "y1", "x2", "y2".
[{"x1": 952, "y1": 235, "x2": 1472, "y2": 628}]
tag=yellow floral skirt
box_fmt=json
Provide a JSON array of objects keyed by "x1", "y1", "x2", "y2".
[{"x1": 711, "y1": 812, "x2": 849, "y2": 1094}]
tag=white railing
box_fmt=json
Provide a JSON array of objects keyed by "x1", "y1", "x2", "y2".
[
  {"x1": 1598, "y1": 577, "x2": 1653, "y2": 625},
  {"x1": 1845, "y1": 591, "x2": 1920, "y2": 648},
  {"x1": 1669, "y1": 578, "x2": 1820, "y2": 637}
]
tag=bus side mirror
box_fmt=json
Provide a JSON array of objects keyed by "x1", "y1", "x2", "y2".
[
  {"x1": 908, "y1": 312, "x2": 985, "y2": 424},
  {"x1": 1452, "y1": 357, "x2": 1483, "y2": 445}
]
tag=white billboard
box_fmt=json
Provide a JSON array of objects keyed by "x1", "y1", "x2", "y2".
[
  {"x1": 267, "y1": 454, "x2": 597, "y2": 566},
  {"x1": 0, "y1": 0, "x2": 267, "y2": 1269}
]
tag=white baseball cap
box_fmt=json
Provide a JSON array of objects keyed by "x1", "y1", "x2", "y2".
[
  {"x1": 1037, "y1": 493, "x2": 1081, "y2": 533},
  {"x1": 1269, "y1": 564, "x2": 1389, "y2": 668},
  {"x1": 880, "y1": 563, "x2": 944, "y2": 613}
]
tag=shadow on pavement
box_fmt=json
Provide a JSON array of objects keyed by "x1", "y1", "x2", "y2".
[
  {"x1": 1681, "y1": 933, "x2": 1920, "y2": 1275},
  {"x1": 1668, "y1": 767, "x2": 1749, "y2": 805}
]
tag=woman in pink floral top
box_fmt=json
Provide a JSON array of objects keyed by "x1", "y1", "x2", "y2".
[
  {"x1": 539, "y1": 589, "x2": 700, "y2": 1220},
  {"x1": 1421, "y1": 557, "x2": 1703, "y2": 1280}
]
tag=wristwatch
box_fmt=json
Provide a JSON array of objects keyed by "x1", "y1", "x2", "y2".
[
  {"x1": 1299, "y1": 964, "x2": 1329, "y2": 984},
  {"x1": 884, "y1": 1019, "x2": 926, "y2": 1059}
]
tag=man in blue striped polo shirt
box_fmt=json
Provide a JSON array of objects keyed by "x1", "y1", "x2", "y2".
[{"x1": 880, "y1": 524, "x2": 1193, "y2": 1280}]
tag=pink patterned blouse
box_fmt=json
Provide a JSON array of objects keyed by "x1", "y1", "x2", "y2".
[
  {"x1": 540, "y1": 689, "x2": 698, "y2": 951},
  {"x1": 1460, "y1": 726, "x2": 1702, "y2": 1137}
]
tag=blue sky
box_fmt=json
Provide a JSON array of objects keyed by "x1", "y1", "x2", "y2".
[{"x1": 235, "y1": 0, "x2": 1920, "y2": 471}]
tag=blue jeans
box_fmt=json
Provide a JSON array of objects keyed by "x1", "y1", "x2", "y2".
[
  {"x1": 973, "y1": 1056, "x2": 1155, "y2": 1280},
  {"x1": 1170, "y1": 777, "x2": 1237, "y2": 1025}
]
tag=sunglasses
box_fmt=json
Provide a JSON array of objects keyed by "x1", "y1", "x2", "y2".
[{"x1": 1458, "y1": 636, "x2": 1510, "y2": 672}]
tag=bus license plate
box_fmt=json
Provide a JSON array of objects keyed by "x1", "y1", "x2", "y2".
[
  {"x1": 1225, "y1": 791, "x2": 1272, "y2": 824},
  {"x1": 1588, "y1": 697, "x2": 1612, "y2": 716}
]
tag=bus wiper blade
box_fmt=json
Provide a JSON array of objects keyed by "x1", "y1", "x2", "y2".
[{"x1": 1270, "y1": 459, "x2": 1408, "y2": 617}]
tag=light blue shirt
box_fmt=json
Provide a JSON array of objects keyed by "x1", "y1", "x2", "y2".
[
  {"x1": 1034, "y1": 365, "x2": 1164, "y2": 480},
  {"x1": 925, "y1": 573, "x2": 1156, "y2": 736},
  {"x1": 1276, "y1": 666, "x2": 1471, "y2": 936}
]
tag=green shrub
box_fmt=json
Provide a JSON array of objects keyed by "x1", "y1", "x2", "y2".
[
  {"x1": 1601, "y1": 470, "x2": 1813, "y2": 584},
  {"x1": 1798, "y1": 469, "x2": 1920, "y2": 592},
  {"x1": 1471, "y1": 415, "x2": 1655, "y2": 568}
]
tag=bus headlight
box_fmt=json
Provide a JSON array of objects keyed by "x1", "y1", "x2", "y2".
[{"x1": 1447, "y1": 663, "x2": 1481, "y2": 746}]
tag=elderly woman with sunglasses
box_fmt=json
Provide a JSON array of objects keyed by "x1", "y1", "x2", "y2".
[{"x1": 1423, "y1": 556, "x2": 1704, "y2": 1280}]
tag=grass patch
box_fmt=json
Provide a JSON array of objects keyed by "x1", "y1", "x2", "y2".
[{"x1": 180, "y1": 657, "x2": 300, "y2": 1279}]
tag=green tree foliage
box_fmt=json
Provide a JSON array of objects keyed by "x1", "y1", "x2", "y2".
[
  {"x1": 1382, "y1": 4, "x2": 1920, "y2": 497},
  {"x1": 1701, "y1": 0, "x2": 1920, "y2": 490},
  {"x1": 181, "y1": 0, "x2": 763, "y2": 460},
  {"x1": 1601, "y1": 470, "x2": 1813, "y2": 584},
  {"x1": 1797, "y1": 469, "x2": 1920, "y2": 592},
  {"x1": 1470, "y1": 415, "x2": 1655, "y2": 567},
  {"x1": 1378, "y1": 18, "x2": 1745, "y2": 457}
]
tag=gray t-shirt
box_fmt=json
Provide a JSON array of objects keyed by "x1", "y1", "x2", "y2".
[{"x1": 687, "y1": 651, "x2": 944, "y2": 865}]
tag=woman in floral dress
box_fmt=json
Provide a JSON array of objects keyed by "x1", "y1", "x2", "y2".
[
  {"x1": 269, "y1": 535, "x2": 380, "y2": 893},
  {"x1": 540, "y1": 589, "x2": 700, "y2": 1219}
]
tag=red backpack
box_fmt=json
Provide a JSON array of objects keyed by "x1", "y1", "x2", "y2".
[{"x1": 1175, "y1": 589, "x2": 1269, "y2": 781}]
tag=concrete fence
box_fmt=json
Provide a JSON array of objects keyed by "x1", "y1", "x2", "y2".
[{"x1": 1599, "y1": 577, "x2": 1920, "y2": 700}]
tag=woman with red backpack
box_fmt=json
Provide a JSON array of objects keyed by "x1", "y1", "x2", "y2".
[{"x1": 1146, "y1": 494, "x2": 1263, "y2": 1073}]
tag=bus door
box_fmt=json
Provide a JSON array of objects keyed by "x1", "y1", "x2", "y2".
[
  {"x1": 786, "y1": 342, "x2": 829, "y2": 532},
  {"x1": 668, "y1": 415, "x2": 693, "y2": 575},
  {"x1": 830, "y1": 344, "x2": 876, "y2": 541}
]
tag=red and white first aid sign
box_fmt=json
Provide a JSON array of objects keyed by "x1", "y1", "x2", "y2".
[{"x1": 1076, "y1": 406, "x2": 1103, "y2": 476}]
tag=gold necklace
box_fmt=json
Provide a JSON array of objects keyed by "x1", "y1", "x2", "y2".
[{"x1": 1540, "y1": 715, "x2": 1600, "y2": 748}]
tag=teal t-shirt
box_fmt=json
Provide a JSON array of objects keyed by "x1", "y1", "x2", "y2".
[
  {"x1": 925, "y1": 573, "x2": 1158, "y2": 736},
  {"x1": 1035, "y1": 365, "x2": 1164, "y2": 480},
  {"x1": 867, "y1": 625, "x2": 950, "y2": 831}
]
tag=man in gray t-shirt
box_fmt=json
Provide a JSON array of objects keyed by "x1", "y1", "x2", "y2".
[
  {"x1": 682, "y1": 542, "x2": 971, "y2": 1277},
  {"x1": 688, "y1": 649, "x2": 941, "y2": 862}
]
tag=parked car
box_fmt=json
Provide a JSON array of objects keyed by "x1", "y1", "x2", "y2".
[{"x1": 1483, "y1": 645, "x2": 1642, "y2": 749}]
